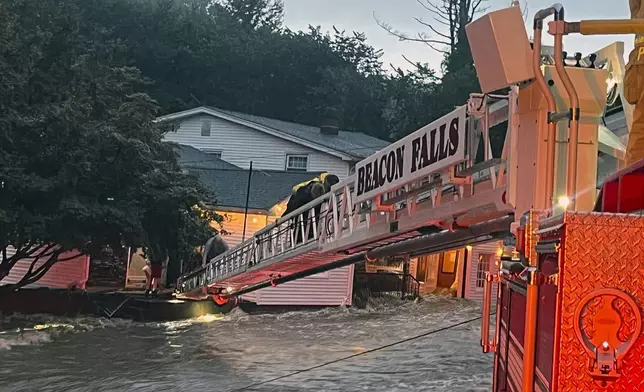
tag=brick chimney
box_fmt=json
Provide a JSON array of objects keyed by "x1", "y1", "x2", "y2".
[{"x1": 320, "y1": 107, "x2": 341, "y2": 136}]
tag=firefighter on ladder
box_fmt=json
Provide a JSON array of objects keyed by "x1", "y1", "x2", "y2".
[{"x1": 282, "y1": 172, "x2": 340, "y2": 243}]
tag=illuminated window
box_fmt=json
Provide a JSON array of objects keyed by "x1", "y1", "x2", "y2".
[
  {"x1": 286, "y1": 155, "x2": 308, "y2": 171},
  {"x1": 441, "y1": 250, "x2": 458, "y2": 274},
  {"x1": 476, "y1": 254, "x2": 493, "y2": 288}
]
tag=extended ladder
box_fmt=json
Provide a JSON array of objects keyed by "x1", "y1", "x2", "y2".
[{"x1": 176, "y1": 93, "x2": 516, "y2": 300}]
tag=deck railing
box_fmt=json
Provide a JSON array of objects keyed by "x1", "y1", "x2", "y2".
[{"x1": 354, "y1": 271, "x2": 420, "y2": 300}]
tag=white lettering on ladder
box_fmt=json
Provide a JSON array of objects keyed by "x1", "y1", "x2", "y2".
[{"x1": 354, "y1": 106, "x2": 467, "y2": 204}]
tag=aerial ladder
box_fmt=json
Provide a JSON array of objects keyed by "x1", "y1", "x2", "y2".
[
  {"x1": 175, "y1": 93, "x2": 516, "y2": 304},
  {"x1": 174, "y1": 3, "x2": 638, "y2": 312}
]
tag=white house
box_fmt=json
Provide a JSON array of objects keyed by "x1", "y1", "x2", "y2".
[
  {"x1": 156, "y1": 106, "x2": 390, "y2": 179},
  {"x1": 152, "y1": 105, "x2": 393, "y2": 307}
]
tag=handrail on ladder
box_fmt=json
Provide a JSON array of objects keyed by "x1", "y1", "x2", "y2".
[
  {"x1": 176, "y1": 94, "x2": 516, "y2": 297},
  {"x1": 177, "y1": 178, "x2": 361, "y2": 292}
]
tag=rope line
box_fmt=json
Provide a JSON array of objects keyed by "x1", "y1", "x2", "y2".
[{"x1": 229, "y1": 313, "x2": 490, "y2": 392}]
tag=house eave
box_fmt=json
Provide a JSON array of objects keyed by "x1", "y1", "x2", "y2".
[
  {"x1": 156, "y1": 107, "x2": 359, "y2": 161},
  {"x1": 208, "y1": 205, "x2": 271, "y2": 215}
]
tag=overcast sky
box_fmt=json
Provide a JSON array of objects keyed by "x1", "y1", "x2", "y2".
[{"x1": 283, "y1": 0, "x2": 633, "y2": 71}]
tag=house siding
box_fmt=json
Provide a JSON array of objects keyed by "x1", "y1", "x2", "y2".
[
  {"x1": 409, "y1": 258, "x2": 417, "y2": 277},
  {"x1": 252, "y1": 265, "x2": 354, "y2": 306},
  {"x1": 465, "y1": 241, "x2": 501, "y2": 306},
  {"x1": 1, "y1": 247, "x2": 90, "y2": 289},
  {"x1": 215, "y1": 210, "x2": 353, "y2": 306},
  {"x1": 217, "y1": 211, "x2": 270, "y2": 247},
  {"x1": 164, "y1": 114, "x2": 351, "y2": 179}
]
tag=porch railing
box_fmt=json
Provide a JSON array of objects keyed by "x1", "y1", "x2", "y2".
[{"x1": 354, "y1": 271, "x2": 420, "y2": 300}]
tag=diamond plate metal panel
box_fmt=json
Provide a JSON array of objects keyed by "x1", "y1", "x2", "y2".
[{"x1": 556, "y1": 212, "x2": 644, "y2": 391}]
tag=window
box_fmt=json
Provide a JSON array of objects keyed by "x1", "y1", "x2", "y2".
[
  {"x1": 476, "y1": 254, "x2": 493, "y2": 288},
  {"x1": 441, "y1": 250, "x2": 459, "y2": 274},
  {"x1": 202, "y1": 148, "x2": 222, "y2": 159},
  {"x1": 201, "y1": 119, "x2": 211, "y2": 136},
  {"x1": 286, "y1": 154, "x2": 308, "y2": 172}
]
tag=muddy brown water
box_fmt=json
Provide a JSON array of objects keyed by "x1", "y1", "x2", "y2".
[{"x1": 0, "y1": 296, "x2": 492, "y2": 391}]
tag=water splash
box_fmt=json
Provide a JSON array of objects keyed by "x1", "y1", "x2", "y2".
[{"x1": 0, "y1": 313, "x2": 135, "y2": 351}]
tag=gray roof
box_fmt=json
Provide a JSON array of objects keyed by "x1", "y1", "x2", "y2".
[
  {"x1": 174, "y1": 143, "x2": 241, "y2": 170},
  {"x1": 174, "y1": 143, "x2": 315, "y2": 210},
  {"x1": 190, "y1": 168, "x2": 323, "y2": 210},
  {"x1": 213, "y1": 108, "x2": 390, "y2": 159}
]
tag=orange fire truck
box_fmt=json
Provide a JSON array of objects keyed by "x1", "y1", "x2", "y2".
[{"x1": 469, "y1": 3, "x2": 644, "y2": 391}]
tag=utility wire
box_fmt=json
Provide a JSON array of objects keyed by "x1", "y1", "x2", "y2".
[{"x1": 229, "y1": 313, "x2": 491, "y2": 392}]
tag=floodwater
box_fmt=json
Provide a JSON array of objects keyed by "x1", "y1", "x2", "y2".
[{"x1": 0, "y1": 296, "x2": 492, "y2": 392}]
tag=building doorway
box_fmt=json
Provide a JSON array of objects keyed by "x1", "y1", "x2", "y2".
[
  {"x1": 416, "y1": 256, "x2": 428, "y2": 283},
  {"x1": 437, "y1": 250, "x2": 459, "y2": 289}
]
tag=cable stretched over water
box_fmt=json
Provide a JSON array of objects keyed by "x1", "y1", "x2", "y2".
[{"x1": 229, "y1": 313, "x2": 492, "y2": 392}]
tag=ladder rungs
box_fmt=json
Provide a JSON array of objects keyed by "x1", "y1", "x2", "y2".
[
  {"x1": 381, "y1": 179, "x2": 442, "y2": 206},
  {"x1": 455, "y1": 158, "x2": 505, "y2": 177}
]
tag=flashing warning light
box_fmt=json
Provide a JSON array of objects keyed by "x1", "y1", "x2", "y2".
[{"x1": 557, "y1": 195, "x2": 571, "y2": 210}]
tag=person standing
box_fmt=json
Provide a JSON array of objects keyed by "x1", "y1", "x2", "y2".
[
  {"x1": 202, "y1": 232, "x2": 230, "y2": 268},
  {"x1": 145, "y1": 243, "x2": 167, "y2": 297},
  {"x1": 142, "y1": 259, "x2": 153, "y2": 297}
]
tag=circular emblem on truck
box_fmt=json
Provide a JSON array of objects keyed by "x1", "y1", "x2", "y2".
[{"x1": 573, "y1": 288, "x2": 642, "y2": 386}]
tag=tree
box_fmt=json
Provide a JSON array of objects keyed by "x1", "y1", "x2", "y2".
[
  {"x1": 383, "y1": 62, "x2": 440, "y2": 140},
  {"x1": 375, "y1": 0, "x2": 490, "y2": 56},
  {"x1": 290, "y1": 26, "x2": 391, "y2": 139},
  {"x1": 374, "y1": 0, "x2": 495, "y2": 122},
  {"x1": 218, "y1": 0, "x2": 284, "y2": 31},
  {"x1": 374, "y1": 0, "x2": 530, "y2": 152},
  {"x1": 327, "y1": 27, "x2": 384, "y2": 77},
  {"x1": 0, "y1": 0, "x2": 220, "y2": 290},
  {"x1": 70, "y1": 0, "x2": 429, "y2": 141}
]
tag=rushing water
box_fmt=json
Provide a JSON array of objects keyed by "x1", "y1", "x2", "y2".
[{"x1": 0, "y1": 296, "x2": 492, "y2": 392}]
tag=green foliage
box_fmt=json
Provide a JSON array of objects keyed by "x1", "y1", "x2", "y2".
[
  {"x1": 385, "y1": 62, "x2": 441, "y2": 140},
  {"x1": 72, "y1": 0, "x2": 442, "y2": 141},
  {"x1": 218, "y1": 0, "x2": 284, "y2": 31},
  {"x1": 0, "y1": 0, "x2": 220, "y2": 289}
]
